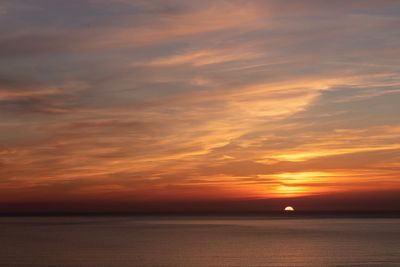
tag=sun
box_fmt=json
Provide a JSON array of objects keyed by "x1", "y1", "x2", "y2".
[{"x1": 284, "y1": 206, "x2": 295, "y2": 212}]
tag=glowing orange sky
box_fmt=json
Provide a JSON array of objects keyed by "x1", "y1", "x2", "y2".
[{"x1": 0, "y1": 0, "x2": 399, "y2": 211}]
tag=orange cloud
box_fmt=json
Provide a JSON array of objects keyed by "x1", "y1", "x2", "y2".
[{"x1": 0, "y1": 0, "x2": 399, "y2": 210}]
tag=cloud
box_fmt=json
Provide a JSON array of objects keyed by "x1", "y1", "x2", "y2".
[
  {"x1": 0, "y1": 76, "x2": 88, "y2": 114},
  {"x1": 0, "y1": 0, "x2": 399, "y2": 207},
  {"x1": 0, "y1": 1, "x2": 263, "y2": 58}
]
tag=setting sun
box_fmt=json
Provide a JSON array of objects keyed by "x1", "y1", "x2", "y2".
[{"x1": 284, "y1": 206, "x2": 295, "y2": 212}]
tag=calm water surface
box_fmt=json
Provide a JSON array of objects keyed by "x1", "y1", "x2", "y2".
[{"x1": 0, "y1": 216, "x2": 399, "y2": 266}]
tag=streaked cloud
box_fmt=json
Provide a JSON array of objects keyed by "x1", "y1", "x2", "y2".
[{"x1": 0, "y1": 0, "x2": 399, "y2": 208}]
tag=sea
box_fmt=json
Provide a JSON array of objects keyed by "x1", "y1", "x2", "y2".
[{"x1": 0, "y1": 216, "x2": 399, "y2": 266}]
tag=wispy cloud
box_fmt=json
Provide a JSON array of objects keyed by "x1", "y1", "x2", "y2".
[{"x1": 0, "y1": 0, "x2": 399, "y2": 207}]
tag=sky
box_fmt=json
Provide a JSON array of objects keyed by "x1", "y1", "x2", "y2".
[{"x1": 0, "y1": 0, "x2": 399, "y2": 212}]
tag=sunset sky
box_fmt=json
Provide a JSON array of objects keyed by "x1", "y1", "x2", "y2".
[{"x1": 0, "y1": 0, "x2": 399, "y2": 212}]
